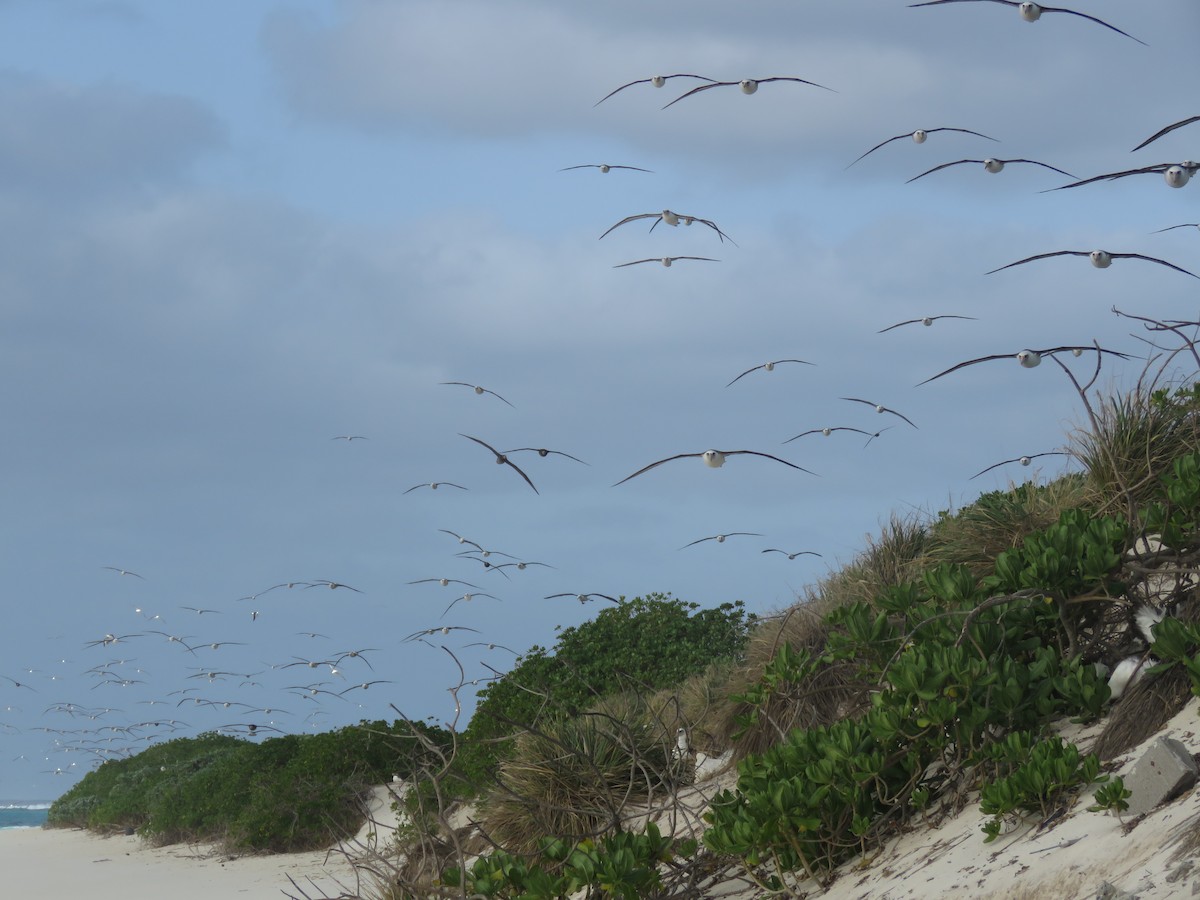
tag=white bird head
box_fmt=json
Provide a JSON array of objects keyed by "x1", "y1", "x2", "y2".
[
  {"x1": 598, "y1": 164, "x2": 611, "y2": 173},
  {"x1": 912, "y1": 130, "x2": 928, "y2": 144},
  {"x1": 1019, "y1": 2, "x2": 1043, "y2": 21},
  {"x1": 1089, "y1": 250, "x2": 1113, "y2": 268},
  {"x1": 715, "y1": 535, "x2": 727, "y2": 543},
  {"x1": 1017, "y1": 350, "x2": 1042, "y2": 368},
  {"x1": 661, "y1": 209, "x2": 680, "y2": 226},
  {"x1": 921, "y1": 317, "x2": 933, "y2": 326},
  {"x1": 821, "y1": 427, "x2": 832, "y2": 436},
  {"x1": 1165, "y1": 166, "x2": 1191, "y2": 188},
  {"x1": 661, "y1": 257, "x2": 673, "y2": 267},
  {"x1": 764, "y1": 362, "x2": 776, "y2": 371},
  {"x1": 651, "y1": 76, "x2": 667, "y2": 88},
  {"x1": 1071, "y1": 348, "x2": 1083, "y2": 357},
  {"x1": 472, "y1": 385, "x2": 484, "y2": 394},
  {"x1": 1019, "y1": 456, "x2": 1031, "y2": 466},
  {"x1": 702, "y1": 450, "x2": 726, "y2": 468},
  {"x1": 739, "y1": 79, "x2": 759, "y2": 94},
  {"x1": 983, "y1": 158, "x2": 1005, "y2": 174}
]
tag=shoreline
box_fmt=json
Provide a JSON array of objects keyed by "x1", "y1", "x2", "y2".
[{"x1": 0, "y1": 825, "x2": 374, "y2": 900}]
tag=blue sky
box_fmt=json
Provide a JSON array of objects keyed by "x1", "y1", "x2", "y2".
[{"x1": 1, "y1": 0, "x2": 1198, "y2": 802}]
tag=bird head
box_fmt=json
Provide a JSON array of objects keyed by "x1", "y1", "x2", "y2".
[
  {"x1": 651, "y1": 76, "x2": 666, "y2": 88},
  {"x1": 1165, "y1": 166, "x2": 1191, "y2": 188},
  {"x1": 1019, "y1": 2, "x2": 1042, "y2": 21},
  {"x1": 739, "y1": 79, "x2": 759, "y2": 94},
  {"x1": 983, "y1": 158, "x2": 1005, "y2": 174},
  {"x1": 702, "y1": 450, "x2": 726, "y2": 468},
  {"x1": 912, "y1": 130, "x2": 927, "y2": 144},
  {"x1": 1017, "y1": 350, "x2": 1042, "y2": 368},
  {"x1": 1089, "y1": 250, "x2": 1113, "y2": 268}
]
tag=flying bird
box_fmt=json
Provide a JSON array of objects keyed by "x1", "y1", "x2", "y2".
[
  {"x1": 907, "y1": 1, "x2": 1146, "y2": 45},
  {"x1": 408, "y1": 578, "x2": 481, "y2": 589},
  {"x1": 970, "y1": 451, "x2": 1071, "y2": 479},
  {"x1": 443, "y1": 592, "x2": 500, "y2": 616},
  {"x1": 762, "y1": 549, "x2": 823, "y2": 560},
  {"x1": 1132, "y1": 115, "x2": 1200, "y2": 152},
  {"x1": 438, "y1": 529, "x2": 482, "y2": 552},
  {"x1": 679, "y1": 533, "x2": 764, "y2": 550},
  {"x1": 878, "y1": 315, "x2": 977, "y2": 333},
  {"x1": 726, "y1": 358, "x2": 815, "y2": 387},
  {"x1": 331, "y1": 435, "x2": 368, "y2": 442},
  {"x1": 985, "y1": 250, "x2": 1199, "y2": 279},
  {"x1": 545, "y1": 593, "x2": 619, "y2": 604},
  {"x1": 663, "y1": 76, "x2": 835, "y2": 110},
  {"x1": 614, "y1": 449, "x2": 816, "y2": 485},
  {"x1": 599, "y1": 210, "x2": 735, "y2": 244},
  {"x1": 907, "y1": 157, "x2": 1076, "y2": 184},
  {"x1": 403, "y1": 482, "x2": 468, "y2": 494},
  {"x1": 917, "y1": 345, "x2": 1130, "y2": 386},
  {"x1": 559, "y1": 164, "x2": 653, "y2": 173},
  {"x1": 503, "y1": 447, "x2": 589, "y2": 465},
  {"x1": 459, "y1": 434, "x2": 540, "y2": 494},
  {"x1": 403, "y1": 626, "x2": 481, "y2": 643},
  {"x1": 783, "y1": 425, "x2": 893, "y2": 447},
  {"x1": 440, "y1": 382, "x2": 515, "y2": 408},
  {"x1": 102, "y1": 567, "x2": 143, "y2": 579},
  {"x1": 1044, "y1": 161, "x2": 1197, "y2": 191},
  {"x1": 306, "y1": 580, "x2": 362, "y2": 592},
  {"x1": 840, "y1": 398, "x2": 918, "y2": 429},
  {"x1": 847, "y1": 127, "x2": 999, "y2": 168},
  {"x1": 613, "y1": 256, "x2": 719, "y2": 268},
  {"x1": 593, "y1": 73, "x2": 717, "y2": 107}
]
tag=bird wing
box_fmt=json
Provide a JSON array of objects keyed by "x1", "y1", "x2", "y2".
[
  {"x1": 916, "y1": 352, "x2": 1022, "y2": 386},
  {"x1": 1113, "y1": 254, "x2": 1200, "y2": 279},
  {"x1": 1041, "y1": 7, "x2": 1146, "y2": 45},
  {"x1": 1132, "y1": 115, "x2": 1200, "y2": 152},
  {"x1": 726, "y1": 364, "x2": 765, "y2": 387},
  {"x1": 1043, "y1": 164, "x2": 1166, "y2": 192},
  {"x1": 613, "y1": 453, "x2": 701, "y2": 485},
  {"x1": 613, "y1": 259, "x2": 657, "y2": 268},
  {"x1": 1008, "y1": 159, "x2": 1078, "y2": 179},
  {"x1": 847, "y1": 133, "x2": 908, "y2": 168},
  {"x1": 985, "y1": 250, "x2": 1080, "y2": 275},
  {"x1": 905, "y1": 159, "x2": 979, "y2": 183},
  {"x1": 724, "y1": 450, "x2": 818, "y2": 476},
  {"x1": 599, "y1": 213, "x2": 658, "y2": 240},
  {"x1": 481, "y1": 388, "x2": 516, "y2": 408},
  {"x1": 661, "y1": 81, "x2": 734, "y2": 109}
]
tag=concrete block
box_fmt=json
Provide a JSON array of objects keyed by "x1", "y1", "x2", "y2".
[{"x1": 1123, "y1": 736, "x2": 1198, "y2": 818}]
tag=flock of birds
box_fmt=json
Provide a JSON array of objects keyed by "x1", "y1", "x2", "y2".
[{"x1": 3, "y1": 3, "x2": 1198, "y2": 798}]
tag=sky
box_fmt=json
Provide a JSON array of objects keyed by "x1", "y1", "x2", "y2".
[{"x1": 2, "y1": 0, "x2": 1199, "y2": 803}]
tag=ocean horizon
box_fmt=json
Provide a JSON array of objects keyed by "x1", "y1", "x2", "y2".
[{"x1": 0, "y1": 803, "x2": 51, "y2": 830}]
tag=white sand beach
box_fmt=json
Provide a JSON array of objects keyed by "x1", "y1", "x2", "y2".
[{"x1": 0, "y1": 785, "x2": 402, "y2": 900}]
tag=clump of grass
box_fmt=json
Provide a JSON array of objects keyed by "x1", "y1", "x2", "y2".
[
  {"x1": 476, "y1": 702, "x2": 674, "y2": 856},
  {"x1": 930, "y1": 474, "x2": 1090, "y2": 575}
]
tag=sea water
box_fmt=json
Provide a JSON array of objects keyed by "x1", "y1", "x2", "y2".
[{"x1": 0, "y1": 802, "x2": 50, "y2": 829}]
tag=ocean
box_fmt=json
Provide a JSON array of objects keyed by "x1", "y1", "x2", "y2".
[{"x1": 0, "y1": 803, "x2": 50, "y2": 830}]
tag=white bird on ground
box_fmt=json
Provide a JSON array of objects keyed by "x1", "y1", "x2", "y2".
[{"x1": 1107, "y1": 655, "x2": 1159, "y2": 701}]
